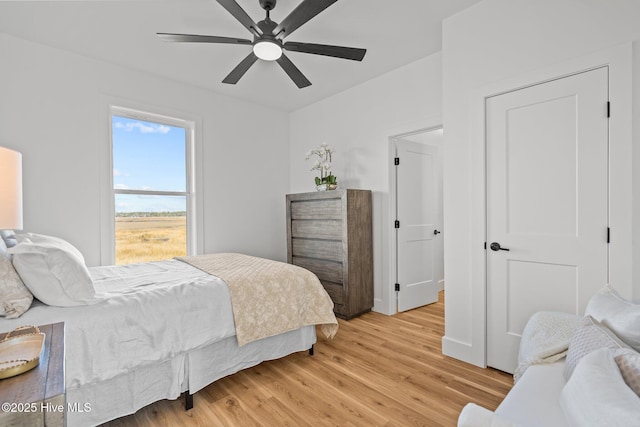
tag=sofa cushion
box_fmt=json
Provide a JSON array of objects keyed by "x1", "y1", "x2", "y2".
[
  {"x1": 560, "y1": 348, "x2": 640, "y2": 427},
  {"x1": 563, "y1": 315, "x2": 630, "y2": 380},
  {"x1": 586, "y1": 284, "x2": 640, "y2": 351}
]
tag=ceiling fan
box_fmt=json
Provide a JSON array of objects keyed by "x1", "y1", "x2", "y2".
[{"x1": 157, "y1": 0, "x2": 366, "y2": 88}]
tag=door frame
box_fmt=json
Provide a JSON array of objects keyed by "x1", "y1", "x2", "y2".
[
  {"x1": 456, "y1": 43, "x2": 632, "y2": 367},
  {"x1": 388, "y1": 125, "x2": 443, "y2": 315}
]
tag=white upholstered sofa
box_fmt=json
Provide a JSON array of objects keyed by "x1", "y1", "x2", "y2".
[{"x1": 458, "y1": 285, "x2": 640, "y2": 427}]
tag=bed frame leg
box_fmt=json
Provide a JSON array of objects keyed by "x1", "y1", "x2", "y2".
[
  {"x1": 309, "y1": 344, "x2": 314, "y2": 356},
  {"x1": 184, "y1": 391, "x2": 193, "y2": 411}
]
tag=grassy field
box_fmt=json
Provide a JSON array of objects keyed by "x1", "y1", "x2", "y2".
[{"x1": 115, "y1": 216, "x2": 186, "y2": 265}]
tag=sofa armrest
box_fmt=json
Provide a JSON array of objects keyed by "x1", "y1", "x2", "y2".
[{"x1": 458, "y1": 403, "x2": 520, "y2": 427}]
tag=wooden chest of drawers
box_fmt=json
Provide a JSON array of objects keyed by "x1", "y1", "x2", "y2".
[{"x1": 286, "y1": 189, "x2": 373, "y2": 319}]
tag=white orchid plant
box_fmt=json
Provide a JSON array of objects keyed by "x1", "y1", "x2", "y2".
[{"x1": 305, "y1": 142, "x2": 337, "y2": 186}]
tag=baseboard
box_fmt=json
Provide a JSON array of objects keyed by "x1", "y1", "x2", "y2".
[{"x1": 438, "y1": 279, "x2": 444, "y2": 292}]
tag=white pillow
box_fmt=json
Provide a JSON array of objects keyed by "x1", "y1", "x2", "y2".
[
  {"x1": 0, "y1": 251, "x2": 33, "y2": 318},
  {"x1": 560, "y1": 348, "x2": 640, "y2": 427},
  {"x1": 586, "y1": 284, "x2": 640, "y2": 351},
  {"x1": 8, "y1": 233, "x2": 97, "y2": 307}
]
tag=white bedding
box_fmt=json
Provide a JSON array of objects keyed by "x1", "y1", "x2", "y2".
[{"x1": 0, "y1": 260, "x2": 236, "y2": 387}]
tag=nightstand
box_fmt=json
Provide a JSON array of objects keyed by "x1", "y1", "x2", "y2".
[{"x1": 0, "y1": 322, "x2": 65, "y2": 426}]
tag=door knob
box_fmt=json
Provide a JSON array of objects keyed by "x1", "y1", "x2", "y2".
[
  {"x1": 490, "y1": 242, "x2": 510, "y2": 251},
  {"x1": 433, "y1": 230, "x2": 441, "y2": 235}
]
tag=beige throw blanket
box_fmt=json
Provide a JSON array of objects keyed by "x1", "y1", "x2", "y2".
[{"x1": 176, "y1": 253, "x2": 338, "y2": 346}]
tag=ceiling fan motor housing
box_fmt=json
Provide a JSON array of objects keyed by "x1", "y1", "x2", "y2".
[
  {"x1": 256, "y1": 18, "x2": 279, "y2": 41},
  {"x1": 259, "y1": 0, "x2": 276, "y2": 11}
]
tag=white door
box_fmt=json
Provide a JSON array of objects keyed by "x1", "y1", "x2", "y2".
[
  {"x1": 486, "y1": 67, "x2": 609, "y2": 373},
  {"x1": 396, "y1": 140, "x2": 441, "y2": 312}
]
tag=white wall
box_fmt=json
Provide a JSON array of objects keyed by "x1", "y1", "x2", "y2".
[
  {"x1": 0, "y1": 33, "x2": 290, "y2": 266},
  {"x1": 442, "y1": 0, "x2": 640, "y2": 367},
  {"x1": 289, "y1": 54, "x2": 443, "y2": 314}
]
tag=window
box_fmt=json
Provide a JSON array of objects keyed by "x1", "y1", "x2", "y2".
[{"x1": 111, "y1": 107, "x2": 195, "y2": 265}]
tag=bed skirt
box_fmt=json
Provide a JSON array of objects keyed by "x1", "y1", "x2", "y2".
[{"x1": 66, "y1": 326, "x2": 316, "y2": 426}]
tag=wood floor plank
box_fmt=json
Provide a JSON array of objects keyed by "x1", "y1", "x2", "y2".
[{"x1": 103, "y1": 291, "x2": 512, "y2": 426}]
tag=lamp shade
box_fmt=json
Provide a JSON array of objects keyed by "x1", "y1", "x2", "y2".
[{"x1": 0, "y1": 147, "x2": 23, "y2": 230}]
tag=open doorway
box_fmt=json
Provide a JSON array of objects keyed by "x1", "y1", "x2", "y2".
[{"x1": 390, "y1": 127, "x2": 444, "y2": 313}]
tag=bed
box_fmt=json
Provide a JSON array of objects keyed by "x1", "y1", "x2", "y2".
[{"x1": 0, "y1": 231, "x2": 338, "y2": 426}]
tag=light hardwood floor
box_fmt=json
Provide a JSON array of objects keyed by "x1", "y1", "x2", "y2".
[{"x1": 104, "y1": 292, "x2": 513, "y2": 426}]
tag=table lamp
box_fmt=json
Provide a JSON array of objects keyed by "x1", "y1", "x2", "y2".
[{"x1": 0, "y1": 147, "x2": 23, "y2": 230}]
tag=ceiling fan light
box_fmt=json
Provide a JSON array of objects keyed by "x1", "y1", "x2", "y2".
[{"x1": 253, "y1": 40, "x2": 282, "y2": 61}]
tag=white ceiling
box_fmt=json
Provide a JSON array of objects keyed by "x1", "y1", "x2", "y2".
[{"x1": 0, "y1": 0, "x2": 481, "y2": 111}]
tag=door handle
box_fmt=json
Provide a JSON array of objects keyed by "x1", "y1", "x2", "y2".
[
  {"x1": 433, "y1": 230, "x2": 441, "y2": 235},
  {"x1": 490, "y1": 242, "x2": 510, "y2": 252}
]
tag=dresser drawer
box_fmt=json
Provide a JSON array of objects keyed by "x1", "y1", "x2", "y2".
[
  {"x1": 320, "y1": 280, "x2": 344, "y2": 305},
  {"x1": 290, "y1": 199, "x2": 342, "y2": 220},
  {"x1": 291, "y1": 219, "x2": 342, "y2": 240},
  {"x1": 292, "y1": 256, "x2": 343, "y2": 283},
  {"x1": 333, "y1": 303, "x2": 346, "y2": 317},
  {"x1": 292, "y1": 238, "x2": 342, "y2": 262}
]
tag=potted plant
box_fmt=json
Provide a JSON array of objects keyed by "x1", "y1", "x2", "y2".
[{"x1": 306, "y1": 143, "x2": 337, "y2": 191}]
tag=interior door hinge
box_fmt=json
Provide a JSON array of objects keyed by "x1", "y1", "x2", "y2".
[
  {"x1": 394, "y1": 220, "x2": 400, "y2": 229},
  {"x1": 607, "y1": 101, "x2": 610, "y2": 118},
  {"x1": 395, "y1": 283, "x2": 400, "y2": 292},
  {"x1": 394, "y1": 157, "x2": 400, "y2": 166},
  {"x1": 607, "y1": 227, "x2": 610, "y2": 244}
]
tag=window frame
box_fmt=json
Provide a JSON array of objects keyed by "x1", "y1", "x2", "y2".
[{"x1": 109, "y1": 105, "x2": 197, "y2": 264}]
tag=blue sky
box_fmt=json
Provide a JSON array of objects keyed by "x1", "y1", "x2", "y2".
[{"x1": 112, "y1": 115, "x2": 187, "y2": 213}]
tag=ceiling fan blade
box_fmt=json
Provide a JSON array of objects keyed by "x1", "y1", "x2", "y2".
[
  {"x1": 216, "y1": 0, "x2": 262, "y2": 37},
  {"x1": 157, "y1": 33, "x2": 252, "y2": 45},
  {"x1": 273, "y1": 0, "x2": 338, "y2": 39},
  {"x1": 222, "y1": 52, "x2": 259, "y2": 84},
  {"x1": 284, "y1": 41, "x2": 366, "y2": 61},
  {"x1": 276, "y1": 53, "x2": 311, "y2": 88}
]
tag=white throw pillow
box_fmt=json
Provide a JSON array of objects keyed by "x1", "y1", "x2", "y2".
[
  {"x1": 0, "y1": 251, "x2": 33, "y2": 318},
  {"x1": 563, "y1": 315, "x2": 630, "y2": 380},
  {"x1": 586, "y1": 284, "x2": 640, "y2": 351},
  {"x1": 560, "y1": 348, "x2": 640, "y2": 427},
  {"x1": 9, "y1": 233, "x2": 97, "y2": 307}
]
